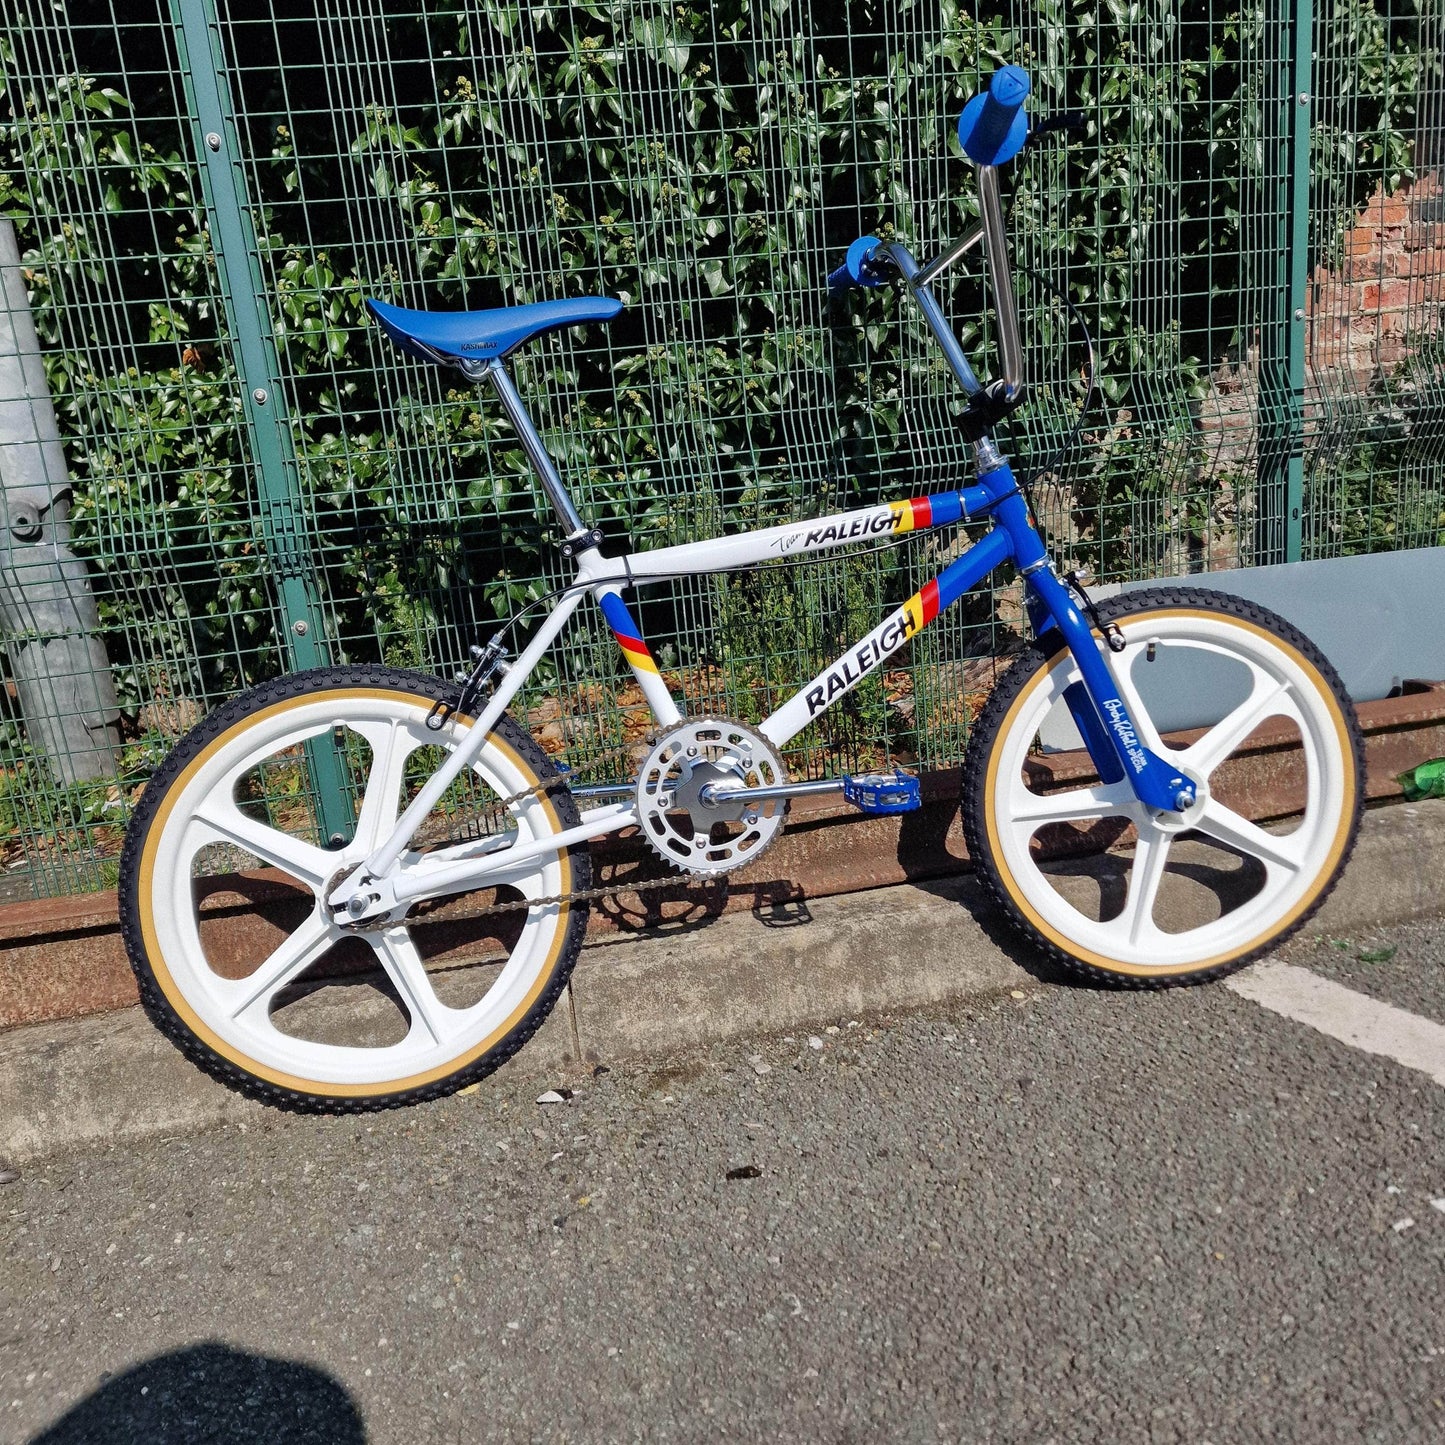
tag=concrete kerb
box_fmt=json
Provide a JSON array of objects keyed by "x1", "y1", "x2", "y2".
[{"x1": 1, "y1": 799, "x2": 1442, "y2": 1164}]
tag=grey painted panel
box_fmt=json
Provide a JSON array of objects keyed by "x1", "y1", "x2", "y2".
[
  {"x1": 1038, "y1": 547, "x2": 1444, "y2": 748},
  {"x1": 1118, "y1": 547, "x2": 1445, "y2": 703}
]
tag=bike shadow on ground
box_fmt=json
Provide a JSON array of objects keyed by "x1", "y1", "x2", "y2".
[
  {"x1": 28, "y1": 1342, "x2": 366, "y2": 1445},
  {"x1": 581, "y1": 804, "x2": 1137, "y2": 993},
  {"x1": 893, "y1": 803, "x2": 1083, "y2": 990},
  {"x1": 911, "y1": 868, "x2": 1081, "y2": 989}
]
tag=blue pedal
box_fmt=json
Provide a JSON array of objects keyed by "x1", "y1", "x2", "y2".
[{"x1": 842, "y1": 771, "x2": 922, "y2": 815}]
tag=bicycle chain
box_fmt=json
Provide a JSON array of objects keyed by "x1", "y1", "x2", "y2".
[
  {"x1": 429, "y1": 769, "x2": 688, "y2": 920},
  {"x1": 464, "y1": 868, "x2": 689, "y2": 919}
]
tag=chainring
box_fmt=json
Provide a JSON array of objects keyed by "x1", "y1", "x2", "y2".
[{"x1": 634, "y1": 718, "x2": 787, "y2": 875}]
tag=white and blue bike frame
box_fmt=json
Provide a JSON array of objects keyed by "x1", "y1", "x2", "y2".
[{"x1": 330, "y1": 162, "x2": 1198, "y2": 923}]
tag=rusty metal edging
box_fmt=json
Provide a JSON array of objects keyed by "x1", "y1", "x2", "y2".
[{"x1": 2, "y1": 686, "x2": 1443, "y2": 1032}]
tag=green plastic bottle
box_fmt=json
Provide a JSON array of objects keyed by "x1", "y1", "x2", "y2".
[{"x1": 1397, "y1": 757, "x2": 1445, "y2": 801}]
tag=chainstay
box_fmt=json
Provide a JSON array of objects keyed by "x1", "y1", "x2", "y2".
[{"x1": 462, "y1": 765, "x2": 689, "y2": 917}]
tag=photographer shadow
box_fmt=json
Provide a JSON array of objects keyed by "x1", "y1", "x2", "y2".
[{"x1": 30, "y1": 1342, "x2": 365, "y2": 1445}]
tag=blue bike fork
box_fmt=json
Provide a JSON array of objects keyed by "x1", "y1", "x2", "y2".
[{"x1": 985, "y1": 466, "x2": 1196, "y2": 815}]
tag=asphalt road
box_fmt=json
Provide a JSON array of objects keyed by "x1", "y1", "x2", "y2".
[{"x1": 3, "y1": 920, "x2": 1444, "y2": 1444}]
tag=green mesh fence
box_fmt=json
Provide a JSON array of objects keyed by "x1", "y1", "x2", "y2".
[{"x1": 0, "y1": 0, "x2": 1441, "y2": 898}]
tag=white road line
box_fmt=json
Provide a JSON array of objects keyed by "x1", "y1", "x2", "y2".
[{"x1": 1226, "y1": 962, "x2": 1445, "y2": 1087}]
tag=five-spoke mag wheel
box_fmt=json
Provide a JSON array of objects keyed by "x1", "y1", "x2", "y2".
[
  {"x1": 962, "y1": 587, "x2": 1364, "y2": 984},
  {"x1": 118, "y1": 667, "x2": 589, "y2": 1111}
]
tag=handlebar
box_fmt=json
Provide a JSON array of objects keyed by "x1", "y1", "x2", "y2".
[
  {"x1": 828, "y1": 65, "x2": 1071, "y2": 412},
  {"x1": 828, "y1": 235, "x2": 892, "y2": 297}
]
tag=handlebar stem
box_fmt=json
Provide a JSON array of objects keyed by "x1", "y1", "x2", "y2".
[{"x1": 877, "y1": 163, "x2": 1024, "y2": 406}]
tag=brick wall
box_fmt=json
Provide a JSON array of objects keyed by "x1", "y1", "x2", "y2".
[
  {"x1": 1192, "y1": 171, "x2": 1445, "y2": 567},
  {"x1": 1309, "y1": 172, "x2": 1445, "y2": 384}
]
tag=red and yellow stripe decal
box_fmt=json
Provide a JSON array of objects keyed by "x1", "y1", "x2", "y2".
[
  {"x1": 902, "y1": 578, "x2": 941, "y2": 635},
  {"x1": 614, "y1": 632, "x2": 660, "y2": 675},
  {"x1": 889, "y1": 496, "x2": 935, "y2": 533},
  {"x1": 599, "y1": 591, "x2": 660, "y2": 675}
]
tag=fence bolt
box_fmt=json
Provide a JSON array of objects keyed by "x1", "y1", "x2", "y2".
[
  {"x1": 7, "y1": 504, "x2": 40, "y2": 541},
  {"x1": 205, "y1": 131, "x2": 221, "y2": 151},
  {"x1": 1297, "y1": 92, "x2": 1309, "y2": 106},
  {"x1": 292, "y1": 620, "x2": 308, "y2": 636},
  {"x1": 1294, "y1": 308, "x2": 1305, "y2": 320},
  {"x1": 252, "y1": 387, "x2": 268, "y2": 405}
]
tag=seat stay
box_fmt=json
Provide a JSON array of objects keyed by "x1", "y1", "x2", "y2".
[{"x1": 354, "y1": 585, "x2": 591, "y2": 882}]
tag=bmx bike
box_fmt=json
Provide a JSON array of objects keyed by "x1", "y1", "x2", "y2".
[{"x1": 118, "y1": 68, "x2": 1363, "y2": 1111}]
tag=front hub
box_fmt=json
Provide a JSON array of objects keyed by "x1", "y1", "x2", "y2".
[{"x1": 1151, "y1": 767, "x2": 1208, "y2": 834}]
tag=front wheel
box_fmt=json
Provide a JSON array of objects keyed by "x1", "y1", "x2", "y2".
[
  {"x1": 118, "y1": 666, "x2": 590, "y2": 1111},
  {"x1": 961, "y1": 587, "x2": 1364, "y2": 986}
]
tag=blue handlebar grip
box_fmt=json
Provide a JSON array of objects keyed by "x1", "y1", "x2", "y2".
[
  {"x1": 845, "y1": 235, "x2": 888, "y2": 287},
  {"x1": 957, "y1": 65, "x2": 1031, "y2": 167},
  {"x1": 827, "y1": 236, "x2": 889, "y2": 297}
]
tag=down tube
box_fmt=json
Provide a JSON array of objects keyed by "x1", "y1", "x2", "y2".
[{"x1": 761, "y1": 525, "x2": 1014, "y2": 749}]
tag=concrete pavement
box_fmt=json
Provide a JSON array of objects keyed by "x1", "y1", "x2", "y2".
[{"x1": 3, "y1": 913, "x2": 1445, "y2": 1442}]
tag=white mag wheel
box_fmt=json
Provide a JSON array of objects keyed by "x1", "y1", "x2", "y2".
[
  {"x1": 119, "y1": 666, "x2": 589, "y2": 1110},
  {"x1": 962, "y1": 587, "x2": 1364, "y2": 984}
]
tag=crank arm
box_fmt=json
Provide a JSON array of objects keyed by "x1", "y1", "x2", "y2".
[{"x1": 700, "y1": 777, "x2": 844, "y2": 806}]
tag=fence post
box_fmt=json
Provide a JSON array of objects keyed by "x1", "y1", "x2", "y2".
[
  {"x1": 1256, "y1": 0, "x2": 1312, "y2": 564},
  {"x1": 1419, "y1": 1, "x2": 1445, "y2": 176},
  {"x1": 0, "y1": 221, "x2": 121, "y2": 786},
  {"x1": 167, "y1": 0, "x2": 355, "y2": 846}
]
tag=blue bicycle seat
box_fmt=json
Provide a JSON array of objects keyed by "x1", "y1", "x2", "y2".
[{"x1": 366, "y1": 295, "x2": 623, "y2": 365}]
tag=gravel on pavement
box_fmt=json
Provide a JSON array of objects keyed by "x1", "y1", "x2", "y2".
[{"x1": 3, "y1": 921, "x2": 1445, "y2": 1444}]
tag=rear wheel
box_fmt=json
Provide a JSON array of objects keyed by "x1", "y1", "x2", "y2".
[
  {"x1": 119, "y1": 666, "x2": 589, "y2": 1111},
  {"x1": 962, "y1": 587, "x2": 1363, "y2": 985}
]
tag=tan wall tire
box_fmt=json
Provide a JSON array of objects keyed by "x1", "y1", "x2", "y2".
[
  {"x1": 118, "y1": 666, "x2": 590, "y2": 1112},
  {"x1": 960, "y1": 587, "x2": 1364, "y2": 987}
]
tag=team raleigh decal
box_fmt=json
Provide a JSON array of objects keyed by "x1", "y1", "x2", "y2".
[
  {"x1": 804, "y1": 580, "x2": 941, "y2": 717},
  {"x1": 770, "y1": 496, "x2": 946, "y2": 555}
]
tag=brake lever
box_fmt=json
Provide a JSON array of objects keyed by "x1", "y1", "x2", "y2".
[{"x1": 1021, "y1": 110, "x2": 1086, "y2": 155}]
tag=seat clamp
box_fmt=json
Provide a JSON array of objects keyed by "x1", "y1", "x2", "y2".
[{"x1": 560, "y1": 529, "x2": 604, "y2": 559}]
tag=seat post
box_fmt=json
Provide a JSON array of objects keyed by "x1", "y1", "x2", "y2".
[{"x1": 482, "y1": 359, "x2": 591, "y2": 538}]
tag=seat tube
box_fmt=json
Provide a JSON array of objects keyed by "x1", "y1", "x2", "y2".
[{"x1": 485, "y1": 360, "x2": 591, "y2": 537}]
